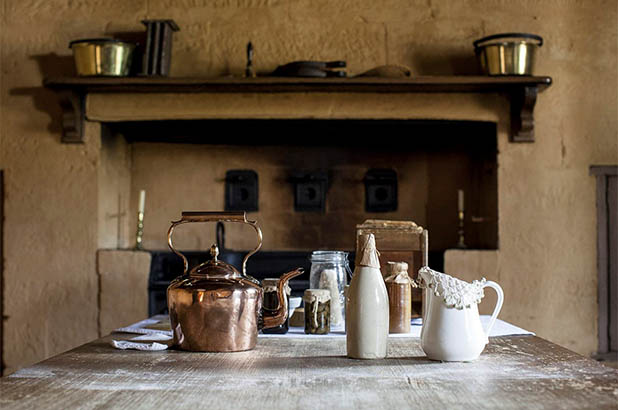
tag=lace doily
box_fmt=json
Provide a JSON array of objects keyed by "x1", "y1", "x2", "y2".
[{"x1": 418, "y1": 266, "x2": 486, "y2": 309}]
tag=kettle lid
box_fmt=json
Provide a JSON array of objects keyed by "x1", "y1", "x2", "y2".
[{"x1": 190, "y1": 244, "x2": 245, "y2": 280}]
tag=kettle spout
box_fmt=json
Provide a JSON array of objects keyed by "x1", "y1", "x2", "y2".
[{"x1": 260, "y1": 268, "x2": 304, "y2": 330}]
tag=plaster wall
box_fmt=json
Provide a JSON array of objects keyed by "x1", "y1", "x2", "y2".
[
  {"x1": 131, "y1": 142, "x2": 432, "y2": 252},
  {"x1": 0, "y1": 0, "x2": 616, "y2": 374},
  {"x1": 444, "y1": 250, "x2": 499, "y2": 316},
  {"x1": 97, "y1": 250, "x2": 151, "y2": 336}
]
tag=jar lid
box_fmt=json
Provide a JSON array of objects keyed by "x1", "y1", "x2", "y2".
[
  {"x1": 262, "y1": 278, "x2": 280, "y2": 288},
  {"x1": 385, "y1": 261, "x2": 411, "y2": 284},
  {"x1": 310, "y1": 250, "x2": 349, "y2": 263},
  {"x1": 303, "y1": 289, "x2": 331, "y2": 303},
  {"x1": 386, "y1": 261, "x2": 408, "y2": 275}
]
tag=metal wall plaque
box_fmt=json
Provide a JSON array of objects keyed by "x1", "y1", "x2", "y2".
[
  {"x1": 364, "y1": 169, "x2": 398, "y2": 212},
  {"x1": 291, "y1": 171, "x2": 328, "y2": 212},
  {"x1": 225, "y1": 170, "x2": 258, "y2": 212}
]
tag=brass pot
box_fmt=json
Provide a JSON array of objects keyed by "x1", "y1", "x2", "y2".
[
  {"x1": 474, "y1": 33, "x2": 543, "y2": 76},
  {"x1": 166, "y1": 212, "x2": 303, "y2": 352},
  {"x1": 69, "y1": 38, "x2": 135, "y2": 76}
]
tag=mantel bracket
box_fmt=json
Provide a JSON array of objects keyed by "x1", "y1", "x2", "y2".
[
  {"x1": 58, "y1": 90, "x2": 85, "y2": 143},
  {"x1": 510, "y1": 85, "x2": 538, "y2": 143}
]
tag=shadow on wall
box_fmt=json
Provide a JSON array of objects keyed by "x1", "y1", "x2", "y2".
[
  {"x1": 9, "y1": 28, "x2": 145, "y2": 140},
  {"x1": 9, "y1": 53, "x2": 75, "y2": 140},
  {"x1": 409, "y1": 47, "x2": 479, "y2": 75}
]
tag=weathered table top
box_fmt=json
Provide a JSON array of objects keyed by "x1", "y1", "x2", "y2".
[{"x1": 1, "y1": 333, "x2": 617, "y2": 409}]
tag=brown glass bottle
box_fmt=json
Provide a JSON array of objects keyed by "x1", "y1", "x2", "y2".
[
  {"x1": 385, "y1": 261, "x2": 412, "y2": 334},
  {"x1": 262, "y1": 278, "x2": 291, "y2": 334}
]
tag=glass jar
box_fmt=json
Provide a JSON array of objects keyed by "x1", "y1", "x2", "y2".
[
  {"x1": 309, "y1": 251, "x2": 351, "y2": 327},
  {"x1": 303, "y1": 289, "x2": 331, "y2": 334},
  {"x1": 261, "y1": 278, "x2": 291, "y2": 334}
]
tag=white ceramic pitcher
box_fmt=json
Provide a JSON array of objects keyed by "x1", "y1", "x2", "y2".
[{"x1": 419, "y1": 267, "x2": 504, "y2": 362}]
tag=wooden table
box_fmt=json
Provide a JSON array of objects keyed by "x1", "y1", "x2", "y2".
[{"x1": 1, "y1": 332, "x2": 617, "y2": 409}]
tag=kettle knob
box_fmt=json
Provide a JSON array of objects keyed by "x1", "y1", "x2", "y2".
[{"x1": 210, "y1": 244, "x2": 219, "y2": 261}]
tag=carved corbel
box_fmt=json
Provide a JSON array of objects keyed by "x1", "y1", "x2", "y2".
[
  {"x1": 510, "y1": 86, "x2": 538, "y2": 142},
  {"x1": 58, "y1": 91, "x2": 85, "y2": 143}
]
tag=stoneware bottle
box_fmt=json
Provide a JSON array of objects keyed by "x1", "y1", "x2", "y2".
[{"x1": 346, "y1": 233, "x2": 389, "y2": 359}]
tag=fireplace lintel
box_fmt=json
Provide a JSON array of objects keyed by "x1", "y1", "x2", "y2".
[{"x1": 44, "y1": 75, "x2": 552, "y2": 144}]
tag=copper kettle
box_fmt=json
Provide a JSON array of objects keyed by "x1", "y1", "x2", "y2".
[{"x1": 166, "y1": 211, "x2": 303, "y2": 352}]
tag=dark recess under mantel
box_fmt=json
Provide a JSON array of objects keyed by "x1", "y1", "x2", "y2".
[{"x1": 43, "y1": 75, "x2": 552, "y2": 144}]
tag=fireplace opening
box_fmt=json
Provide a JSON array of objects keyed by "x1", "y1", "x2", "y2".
[{"x1": 105, "y1": 119, "x2": 498, "y2": 314}]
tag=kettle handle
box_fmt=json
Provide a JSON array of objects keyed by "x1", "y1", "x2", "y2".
[
  {"x1": 167, "y1": 211, "x2": 263, "y2": 275},
  {"x1": 482, "y1": 281, "x2": 504, "y2": 339}
]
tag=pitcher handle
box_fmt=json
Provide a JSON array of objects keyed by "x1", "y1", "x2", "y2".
[
  {"x1": 482, "y1": 281, "x2": 504, "y2": 338},
  {"x1": 167, "y1": 211, "x2": 263, "y2": 275}
]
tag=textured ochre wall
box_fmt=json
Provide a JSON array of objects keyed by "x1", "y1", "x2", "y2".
[
  {"x1": 0, "y1": 0, "x2": 616, "y2": 375},
  {"x1": 131, "y1": 143, "x2": 431, "y2": 252}
]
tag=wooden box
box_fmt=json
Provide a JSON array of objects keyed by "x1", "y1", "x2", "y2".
[{"x1": 356, "y1": 219, "x2": 428, "y2": 317}]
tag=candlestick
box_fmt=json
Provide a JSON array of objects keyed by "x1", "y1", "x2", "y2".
[
  {"x1": 135, "y1": 190, "x2": 146, "y2": 250},
  {"x1": 457, "y1": 189, "x2": 466, "y2": 248},
  {"x1": 135, "y1": 212, "x2": 144, "y2": 250}
]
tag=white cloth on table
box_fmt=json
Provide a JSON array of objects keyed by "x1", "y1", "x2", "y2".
[
  {"x1": 259, "y1": 316, "x2": 534, "y2": 338},
  {"x1": 111, "y1": 317, "x2": 172, "y2": 351},
  {"x1": 114, "y1": 318, "x2": 172, "y2": 337},
  {"x1": 111, "y1": 340, "x2": 168, "y2": 351},
  {"x1": 110, "y1": 315, "x2": 534, "y2": 350}
]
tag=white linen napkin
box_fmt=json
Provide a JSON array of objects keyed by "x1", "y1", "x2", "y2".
[
  {"x1": 111, "y1": 317, "x2": 172, "y2": 351},
  {"x1": 111, "y1": 340, "x2": 168, "y2": 351}
]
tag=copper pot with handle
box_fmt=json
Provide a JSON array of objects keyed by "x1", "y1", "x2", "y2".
[{"x1": 166, "y1": 211, "x2": 303, "y2": 352}]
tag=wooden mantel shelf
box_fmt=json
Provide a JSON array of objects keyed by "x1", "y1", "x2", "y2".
[
  {"x1": 44, "y1": 75, "x2": 552, "y2": 143},
  {"x1": 44, "y1": 75, "x2": 552, "y2": 93}
]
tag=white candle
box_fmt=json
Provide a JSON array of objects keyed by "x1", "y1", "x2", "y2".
[
  {"x1": 458, "y1": 189, "x2": 464, "y2": 213},
  {"x1": 138, "y1": 190, "x2": 146, "y2": 214}
]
